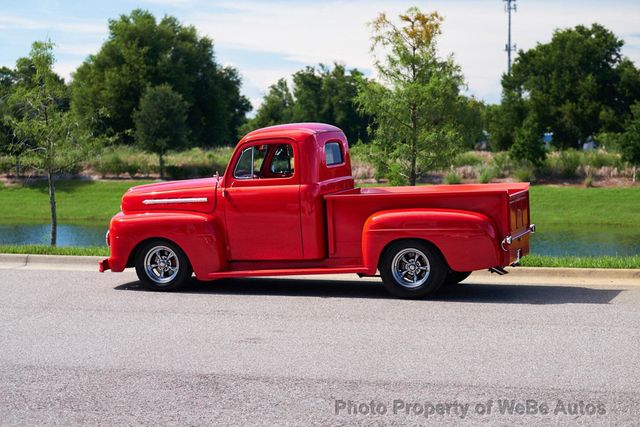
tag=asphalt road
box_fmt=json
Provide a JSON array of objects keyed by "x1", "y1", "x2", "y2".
[{"x1": 0, "y1": 267, "x2": 639, "y2": 426}]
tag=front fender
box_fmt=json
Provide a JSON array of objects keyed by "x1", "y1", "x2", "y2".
[
  {"x1": 362, "y1": 209, "x2": 501, "y2": 274},
  {"x1": 107, "y1": 211, "x2": 227, "y2": 279}
]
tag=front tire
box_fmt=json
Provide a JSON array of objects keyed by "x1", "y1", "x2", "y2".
[
  {"x1": 379, "y1": 240, "x2": 447, "y2": 299},
  {"x1": 135, "y1": 240, "x2": 192, "y2": 291}
]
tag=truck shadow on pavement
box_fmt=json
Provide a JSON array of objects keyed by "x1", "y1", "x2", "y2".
[{"x1": 114, "y1": 278, "x2": 623, "y2": 305}]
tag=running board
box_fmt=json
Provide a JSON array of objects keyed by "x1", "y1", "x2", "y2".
[
  {"x1": 488, "y1": 266, "x2": 509, "y2": 275},
  {"x1": 206, "y1": 266, "x2": 369, "y2": 280}
]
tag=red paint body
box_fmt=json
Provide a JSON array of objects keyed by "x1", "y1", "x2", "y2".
[{"x1": 99, "y1": 123, "x2": 532, "y2": 279}]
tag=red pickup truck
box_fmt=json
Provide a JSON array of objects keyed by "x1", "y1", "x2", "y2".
[{"x1": 99, "y1": 123, "x2": 534, "y2": 298}]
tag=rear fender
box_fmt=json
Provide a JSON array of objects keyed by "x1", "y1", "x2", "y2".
[
  {"x1": 362, "y1": 209, "x2": 501, "y2": 274},
  {"x1": 107, "y1": 211, "x2": 227, "y2": 279}
]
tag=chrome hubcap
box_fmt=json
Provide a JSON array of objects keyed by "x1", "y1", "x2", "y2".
[
  {"x1": 144, "y1": 246, "x2": 179, "y2": 285},
  {"x1": 391, "y1": 248, "x2": 430, "y2": 289}
]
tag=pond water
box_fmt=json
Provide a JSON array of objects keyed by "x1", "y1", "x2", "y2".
[
  {"x1": 0, "y1": 224, "x2": 107, "y2": 247},
  {"x1": 0, "y1": 223, "x2": 639, "y2": 257}
]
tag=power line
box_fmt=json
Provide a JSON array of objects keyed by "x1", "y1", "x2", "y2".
[{"x1": 504, "y1": 0, "x2": 517, "y2": 74}]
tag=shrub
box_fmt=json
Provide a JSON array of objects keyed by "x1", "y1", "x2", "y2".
[
  {"x1": 583, "y1": 150, "x2": 619, "y2": 168},
  {"x1": 351, "y1": 161, "x2": 375, "y2": 180},
  {"x1": 514, "y1": 165, "x2": 535, "y2": 182},
  {"x1": 94, "y1": 154, "x2": 127, "y2": 177},
  {"x1": 583, "y1": 175, "x2": 594, "y2": 188},
  {"x1": 138, "y1": 162, "x2": 158, "y2": 177},
  {"x1": 491, "y1": 152, "x2": 512, "y2": 177},
  {"x1": 478, "y1": 166, "x2": 496, "y2": 183},
  {"x1": 560, "y1": 149, "x2": 582, "y2": 177},
  {"x1": 0, "y1": 156, "x2": 14, "y2": 174},
  {"x1": 125, "y1": 163, "x2": 140, "y2": 178},
  {"x1": 452, "y1": 152, "x2": 483, "y2": 167},
  {"x1": 444, "y1": 171, "x2": 462, "y2": 184},
  {"x1": 165, "y1": 165, "x2": 191, "y2": 180}
]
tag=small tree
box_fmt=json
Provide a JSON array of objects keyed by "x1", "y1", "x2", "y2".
[
  {"x1": 133, "y1": 84, "x2": 190, "y2": 178},
  {"x1": 357, "y1": 7, "x2": 467, "y2": 185},
  {"x1": 620, "y1": 102, "x2": 640, "y2": 182},
  {"x1": 510, "y1": 114, "x2": 547, "y2": 167},
  {"x1": 9, "y1": 41, "x2": 90, "y2": 245}
]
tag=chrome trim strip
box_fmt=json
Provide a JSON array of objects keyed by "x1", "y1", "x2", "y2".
[{"x1": 143, "y1": 197, "x2": 209, "y2": 205}]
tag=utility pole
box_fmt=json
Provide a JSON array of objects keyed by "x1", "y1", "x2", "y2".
[{"x1": 504, "y1": 0, "x2": 517, "y2": 74}]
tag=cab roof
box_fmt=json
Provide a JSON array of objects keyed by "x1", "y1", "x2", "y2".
[{"x1": 242, "y1": 123, "x2": 343, "y2": 142}]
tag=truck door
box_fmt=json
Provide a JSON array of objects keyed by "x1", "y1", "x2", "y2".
[{"x1": 222, "y1": 141, "x2": 302, "y2": 260}]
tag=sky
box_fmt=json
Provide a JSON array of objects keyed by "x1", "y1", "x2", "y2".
[{"x1": 1, "y1": 0, "x2": 639, "y2": 111}]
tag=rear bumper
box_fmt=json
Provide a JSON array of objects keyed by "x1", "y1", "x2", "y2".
[{"x1": 98, "y1": 258, "x2": 110, "y2": 272}]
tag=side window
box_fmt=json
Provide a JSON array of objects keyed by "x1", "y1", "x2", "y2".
[
  {"x1": 233, "y1": 145, "x2": 268, "y2": 179},
  {"x1": 325, "y1": 141, "x2": 344, "y2": 166},
  {"x1": 269, "y1": 144, "x2": 294, "y2": 176},
  {"x1": 233, "y1": 143, "x2": 294, "y2": 179}
]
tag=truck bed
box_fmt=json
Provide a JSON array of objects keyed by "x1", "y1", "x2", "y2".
[{"x1": 324, "y1": 183, "x2": 530, "y2": 267}]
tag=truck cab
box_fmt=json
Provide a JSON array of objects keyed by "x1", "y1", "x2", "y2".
[{"x1": 100, "y1": 123, "x2": 534, "y2": 299}]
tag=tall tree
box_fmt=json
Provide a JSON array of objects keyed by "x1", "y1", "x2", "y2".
[
  {"x1": 9, "y1": 41, "x2": 90, "y2": 245},
  {"x1": 133, "y1": 84, "x2": 189, "y2": 178},
  {"x1": 0, "y1": 65, "x2": 44, "y2": 177},
  {"x1": 291, "y1": 67, "x2": 323, "y2": 123},
  {"x1": 240, "y1": 78, "x2": 294, "y2": 134},
  {"x1": 357, "y1": 7, "x2": 467, "y2": 185},
  {"x1": 72, "y1": 9, "x2": 250, "y2": 147},
  {"x1": 242, "y1": 64, "x2": 371, "y2": 144},
  {"x1": 620, "y1": 102, "x2": 640, "y2": 182},
  {"x1": 502, "y1": 24, "x2": 640, "y2": 149},
  {"x1": 0, "y1": 67, "x2": 17, "y2": 173}
]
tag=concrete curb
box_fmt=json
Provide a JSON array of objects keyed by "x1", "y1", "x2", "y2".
[
  {"x1": 0, "y1": 253, "x2": 102, "y2": 269},
  {"x1": 474, "y1": 266, "x2": 640, "y2": 280},
  {"x1": 0, "y1": 253, "x2": 639, "y2": 281}
]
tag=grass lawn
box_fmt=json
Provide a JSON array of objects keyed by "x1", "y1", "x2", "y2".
[
  {"x1": 529, "y1": 186, "x2": 640, "y2": 227},
  {"x1": 0, "y1": 179, "x2": 153, "y2": 224},
  {"x1": 2, "y1": 180, "x2": 637, "y2": 226}
]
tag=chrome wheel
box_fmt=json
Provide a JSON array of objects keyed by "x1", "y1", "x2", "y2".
[
  {"x1": 391, "y1": 248, "x2": 430, "y2": 289},
  {"x1": 143, "y1": 245, "x2": 180, "y2": 285}
]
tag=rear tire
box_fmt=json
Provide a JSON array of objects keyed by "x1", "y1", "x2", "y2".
[
  {"x1": 444, "y1": 271, "x2": 471, "y2": 286},
  {"x1": 135, "y1": 240, "x2": 192, "y2": 291},
  {"x1": 379, "y1": 240, "x2": 447, "y2": 299}
]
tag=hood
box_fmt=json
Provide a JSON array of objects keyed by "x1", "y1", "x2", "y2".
[{"x1": 121, "y1": 177, "x2": 218, "y2": 214}]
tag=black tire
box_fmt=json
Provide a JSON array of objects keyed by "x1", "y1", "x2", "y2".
[
  {"x1": 135, "y1": 240, "x2": 192, "y2": 291},
  {"x1": 379, "y1": 240, "x2": 447, "y2": 299},
  {"x1": 444, "y1": 271, "x2": 472, "y2": 286}
]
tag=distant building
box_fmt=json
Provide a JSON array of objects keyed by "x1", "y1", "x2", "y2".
[
  {"x1": 582, "y1": 136, "x2": 597, "y2": 151},
  {"x1": 475, "y1": 130, "x2": 489, "y2": 151},
  {"x1": 543, "y1": 132, "x2": 553, "y2": 149}
]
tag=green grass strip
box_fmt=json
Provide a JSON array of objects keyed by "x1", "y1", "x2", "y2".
[
  {"x1": 521, "y1": 254, "x2": 640, "y2": 269},
  {"x1": 0, "y1": 245, "x2": 109, "y2": 256}
]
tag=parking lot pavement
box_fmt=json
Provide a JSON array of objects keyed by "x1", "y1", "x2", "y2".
[{"x1": 1, "y1": 267, "x2": 639, "y2": 425}]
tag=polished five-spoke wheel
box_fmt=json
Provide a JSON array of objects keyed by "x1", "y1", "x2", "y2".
[
  {"x1": 391, "y1": 248, "x2": 431, "y2": 289},
  {"x1": 380, "y1": 240, "x2": 446, "y2": 298},
  {"x1": 135, "y1": 240, "x2": 192, "y2": 291},
  {"x1": 144, "y1": 246, "x2": 180, "y2": 284}
]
